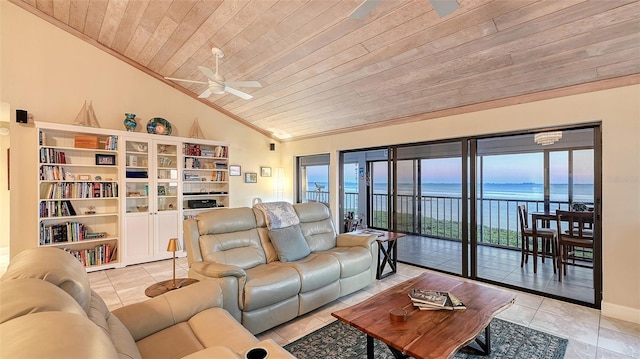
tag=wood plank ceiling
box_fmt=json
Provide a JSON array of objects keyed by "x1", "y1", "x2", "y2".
[{"x1": 12, "y1": 0, "x2": 640, "y2": 141}]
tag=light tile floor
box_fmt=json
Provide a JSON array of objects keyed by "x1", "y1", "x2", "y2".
[{"x1": 62, "y1": 258, "x2": 640, "y2": 358}]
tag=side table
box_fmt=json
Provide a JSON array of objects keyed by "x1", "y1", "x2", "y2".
[
  {"x1": 375, "y1": 231, "x2": 406, "y2": 279},
  {"x1": 145, "y1": 278, "x2": 199, "y2": 298},
  {"x1": 354, "y1": 229, "x2": 406, "y2": 279}
]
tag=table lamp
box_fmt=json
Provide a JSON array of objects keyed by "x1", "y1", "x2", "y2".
[{"x1": 167, "y1": 238, "x2": 181, "y2": 289}]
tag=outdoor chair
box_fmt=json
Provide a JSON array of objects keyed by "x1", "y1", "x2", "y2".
[
  {"x1": 518, "y1": 205, "x2": 558, "y2": 273},
  {"x1": 555, "y1": 210, "x2": 594, "y2": 281}
]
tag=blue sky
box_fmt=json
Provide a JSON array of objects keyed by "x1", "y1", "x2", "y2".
[{"x1": 308, "y1": 151, "x2": 594, "y2": 184}]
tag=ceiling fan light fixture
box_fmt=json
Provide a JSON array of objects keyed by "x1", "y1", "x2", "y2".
[{"x1": 534, "y1": 131, "x2": 562, "y2": 145}]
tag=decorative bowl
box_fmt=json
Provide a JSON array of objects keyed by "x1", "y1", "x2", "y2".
[
  {"x1": 146, "y1": 117, "x2": 172, "y2": 136},
  {"x1": 136, "y1": 205, "x2": 149, "y2": 212}
]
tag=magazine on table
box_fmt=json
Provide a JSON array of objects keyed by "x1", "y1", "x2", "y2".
[{"x1": 409, "y1": 289, "x2": 466, "y2": 310}]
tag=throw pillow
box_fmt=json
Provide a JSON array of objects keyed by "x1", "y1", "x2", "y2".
[
  {"x1": 254, "y1": 202, "x2": 300, "y2": 230},
  {"x1": 269, "y1": 225, "x2": 311, "y2": 262}
]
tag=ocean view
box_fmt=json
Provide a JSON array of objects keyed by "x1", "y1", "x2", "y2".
[{"x1": 307, "y1": 182, "x2": 594, "y2": 232}]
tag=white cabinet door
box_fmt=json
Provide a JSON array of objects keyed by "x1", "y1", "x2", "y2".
[
  {"x1": 122, "y1": 136, "x2": 182, "y2": 263},
  {"x1": 123, "y1": 213, "x2": 153, "y2": 264},
  {"x1": 154, "y1": 211, "x2": 180, "y2": 259}
]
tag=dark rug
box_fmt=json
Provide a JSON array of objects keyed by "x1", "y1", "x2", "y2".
[{"x1": 284, "y1": 318, "x2": 567, "y2": 359}]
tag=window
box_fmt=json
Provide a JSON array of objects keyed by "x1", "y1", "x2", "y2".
[{"x1": 296, "y1": 154, "x2": 330, "y2": 204}]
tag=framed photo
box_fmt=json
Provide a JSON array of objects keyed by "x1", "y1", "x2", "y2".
[
  {"x1": 245, "y1": 172, "x2": 257, "y2": 183},
  {"x1": 229, "y1": 165, "x2": 241, "y2": 176},
  {"x1": 77, "y1": 174, "x2": 92, "y2": 181},
  {"x1": 260, "y1": 167, "x2": 272, "y2": 177},
  {"x1": 158, "y1": 185, "x2": 166, "y2": 196},
  {"x1": 96, "y1": 154, "x2": 116, "y2": 166}
]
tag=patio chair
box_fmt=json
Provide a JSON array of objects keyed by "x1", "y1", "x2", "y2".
[
  {"x1": 555, "y1": 210, "x2": 594, "y2": 281},
  {"x1": 518, "y1": 205, "x2": 558, "y2": 273}
]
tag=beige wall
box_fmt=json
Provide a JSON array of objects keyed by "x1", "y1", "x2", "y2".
[
  {"x1": 2, "y1": 0, "x2": 639, "y2": 323},
  {"x1": 1, "y1": 2, "x2": 282, "y2": 255},
  {"x1": 0, "y1": 103, "x2": 9, "y2": 248}
]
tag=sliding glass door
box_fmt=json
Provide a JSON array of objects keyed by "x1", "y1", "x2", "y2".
[
  {"x1": 474, "y1": 128, "x2": 600, "y2": 305},
  {"x1": 339, "y1": 125, "x2": 601, "y2": 307}
]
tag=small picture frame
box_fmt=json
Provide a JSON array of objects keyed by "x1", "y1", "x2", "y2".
[
  {"x1": 96, "y1": 154, "x2": 116, "y2": 166},
  {"x1": 229, "y1": 165, "x2": 241, "y2": 176},
  {"x1": 77, "y1": 174, "x2": 92, "y2": 181},
  {"x1": 245, "y1": 172, "x2": 257, "y2": 183},
  {"x1": 158, "y1": 185, "x2": 166, "y2": 196},
  {"x1": 260, "y1": 167, "x2": 272, "y2": 177}
]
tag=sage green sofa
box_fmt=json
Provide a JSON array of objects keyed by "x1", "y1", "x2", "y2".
[{"x1": 183, "y1": 202, "x2": 378, "y2": 334}]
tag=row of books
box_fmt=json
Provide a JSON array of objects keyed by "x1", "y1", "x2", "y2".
[
  {"x1": 40, "y1": 165, "x2": 67, "y2": 180},
  {"x1": 184, "y1": 144, "x2": 228, "y2": 158},
  {"x1": 39, "y1": 221, "x2": 94, "y2": 244},
  {"x1": 409, "y1": 288, "x2": 466, "y2": 311},
  {"x1": 104, "y1": 135, "x2": 118, "y2": 151},
  {"x1": 65, "y1": 244, "x2": 117, "y2": 267},
  {"x1": 40, "y1": 148, "x2": 66, "y2": 164},
  {"x1": 39, "y1": 200, "x2": 76, "y2": 218},
  {"x1": 211, "y1": 171, "x2": 228, "y2": 182},
  {"x1": 42, "y1": 182, "x2": 118, "y2": 199},
  {"x1": 183, "y1": 171, "x2": 228, "y2": 181},
  {"x1": 184, "y1": 157, "x2": 228, "y2": 170}
]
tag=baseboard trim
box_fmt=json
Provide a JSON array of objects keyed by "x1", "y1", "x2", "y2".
[{"x1": 601, "y1": 301, "x2": 640, "y2": 324}]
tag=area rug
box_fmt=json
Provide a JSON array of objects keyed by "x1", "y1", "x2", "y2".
[{"x1": 284, "y1": 318, "x2": 567, "y2": 359}]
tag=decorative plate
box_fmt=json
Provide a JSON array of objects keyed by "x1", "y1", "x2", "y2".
[{"x1": 146, "y1": 117, "x2": 172, "y2": 136}]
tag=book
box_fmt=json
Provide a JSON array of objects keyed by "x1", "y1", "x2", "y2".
[{"x1": 409, "y1": 289, "x2": 466, "y2": 310}]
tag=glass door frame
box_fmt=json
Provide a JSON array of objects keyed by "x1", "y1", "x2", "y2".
[{"x1": 338, "y1": 122, "x2": 601, "y2": 308}]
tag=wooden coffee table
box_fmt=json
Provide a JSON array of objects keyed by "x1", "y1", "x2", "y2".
[{"x1": 332, "y1": 272, "x2": 515, "y2": 359}]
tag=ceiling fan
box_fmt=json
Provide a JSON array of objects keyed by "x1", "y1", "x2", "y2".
[
  {"x1": 349, "y1": 0, "x2": 459, "y2": 19},
  {"x1": 164, "y1": 47, "x2": 262, "y2": 100}
]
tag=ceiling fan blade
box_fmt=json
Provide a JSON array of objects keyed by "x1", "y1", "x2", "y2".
[
  {"x1": 164, "y1": 77, "x2": 208, "y2": 85},
  {"x1": 348, "y1": 0, "x2": 383, "y2": 19},
  {"x1": 198, "y1": 88, "x2": 213, "y2": 99},
  {"x1": 198, "y1": 66, "x2": 218, "y2": 81},
  {"x1": 224, "y1": 81, "x2": 262, "y2": 88},
  {"x1": 224, "y1": 86, "x2": 253, "y2": 100},
  {"x1": 430, "y1": 0, "x2": 459, "y2": 17}
]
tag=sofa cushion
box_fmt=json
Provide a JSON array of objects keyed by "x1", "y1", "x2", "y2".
[
  {"x1": 326, "y1": 247, "x2": 372, "y2": 278},
  {"x1": 273, "y1": 253, "x2": 341, "y2": 292},
  {"x1": 294, "y1": 203, "x2": 338, "y2": 251},
  {"x1": 0, "y1": 278, "x2": 87, "y2": 324},
  {"x1": 196, "y1": 207, "x2": 257, "y2": 234},
  {"x1": 269, "y1": 224, "x2": 311, "y2": 262},
  {"x1": 244, "y1": 265, "x2": 300, "y2": 311},
  {"x1": 1, "y1": 247, "x2": 92, "y2": 313},
  {"x1": 136, "y1": 321, "x2": 205, "y2": 358},
  {"x1": 254, "y1": 202, "x2": 300, "y2": 230},
  {"x1": 253, "y1": 208, "x2": 278, "y2": 263},
  {"x1": 199, "y1": 230, "x2": 266, "y2": 269},
  {"x1": 188, "y1": 307, "x2": 259, "y2": 353}
]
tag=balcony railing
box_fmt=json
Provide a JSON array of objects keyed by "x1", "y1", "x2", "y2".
[
  {"x1": 345, "y1": 192, "x2": 591, "y2": 255},
  {"x1": 303, "y1": 190, "x2": 329, "y2": 204}
]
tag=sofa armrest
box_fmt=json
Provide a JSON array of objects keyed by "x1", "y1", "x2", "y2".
[
  {"x1": 336, "y1": 233, "x2": 377, "y2": 248},
  {"x1": 191, "y1": 261, "x2": 247, "y2": 279},
  {"x1": 112, "y1": 280, "x2": 223, "y2": 341}
]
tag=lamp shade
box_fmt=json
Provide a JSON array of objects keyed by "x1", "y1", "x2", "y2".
[{"x1": 166, "y1": 238, "x2": 180, "y2": 252}]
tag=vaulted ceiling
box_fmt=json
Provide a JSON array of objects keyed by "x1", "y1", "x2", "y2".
[{"x1": 11, "y1": 0, "x2": 640, "y2": 141}]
